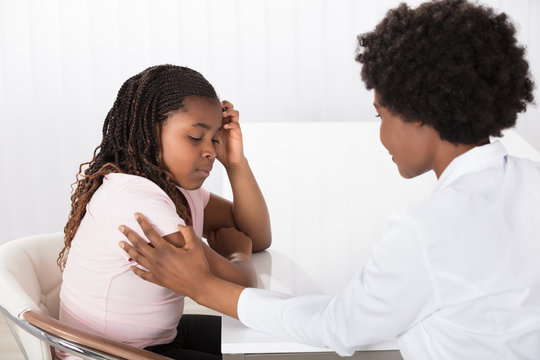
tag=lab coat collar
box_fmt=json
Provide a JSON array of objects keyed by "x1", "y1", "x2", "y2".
[{"x1": 434, "y1": 140, "x2": 507, "y2": 193}]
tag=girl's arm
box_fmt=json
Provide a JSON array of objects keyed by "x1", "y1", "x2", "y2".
[
  {"x1": 162, "y1": 221, "x2": 256, "y2": 288},
  {"x1": 200, "y1": 227, "x2": 257, "y2": 288},
  {"x1": 203, "y1": 101, "x2": 271, "y2": 252},
  {"x1": 120, "y1": 218, "x2": 243, "y2": 318}
]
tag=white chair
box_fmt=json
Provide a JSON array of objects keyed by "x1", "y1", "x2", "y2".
[{"x1": 0, "y1": 233, "x2": 169, "y2": 360}]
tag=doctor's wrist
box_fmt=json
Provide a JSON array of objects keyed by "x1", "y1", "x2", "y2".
[{"x1": 194, "y1": 275, "x2": 245, "y2": 319}]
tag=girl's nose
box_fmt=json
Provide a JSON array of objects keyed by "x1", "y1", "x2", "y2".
[{"x1": 203, "y1": 142, "x2": 216, "y2": 160}]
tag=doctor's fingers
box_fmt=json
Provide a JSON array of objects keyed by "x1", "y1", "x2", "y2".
[
  {"x1": 119, "y1": 226, "x2": 156, "y2": 269},
  {"x1": 133, "y1": 212, "x2": 176, "y2": 250},
  {"x1": 129, "y1": 265, "x2": 162, "y2": 287}
]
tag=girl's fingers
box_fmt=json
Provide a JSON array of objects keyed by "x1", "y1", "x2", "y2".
[
  {"x1": 208, "y1": 230, "x2": 217, "y2": 246},
  {"x1": 222, "y1": 109, "x2": 239, "y2": 121},
  {"x1": 221, "y1": 100, "x2": 234, "y2": 111},
  {"x1": 222, "y1": 100, "x2": 239, "y2": 125},
  {"x1": 223, "y1": 122, "x2": 241, "y2": 131}
]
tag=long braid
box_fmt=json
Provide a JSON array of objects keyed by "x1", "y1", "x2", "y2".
[{"x1": 58, "y1": 65, "x2": 218, "y2": 270}]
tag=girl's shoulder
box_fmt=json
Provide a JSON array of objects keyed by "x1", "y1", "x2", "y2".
[
  {"x1": 99, "y1": 172, "x2": 209, "y2": 209},
  {"x1": 89, "y1": 173, "x2": 176, "y2": 218},
  {"x1": 104, "y1": 172, "x2": 162, "y2": 189},
  {"x1": 102, "y1": 173, "x2": 170, "y2": 199}
]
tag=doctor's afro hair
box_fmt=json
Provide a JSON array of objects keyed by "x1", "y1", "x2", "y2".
[{"x1": 355, "y1": 0, "x2": 534, "y2": 144}]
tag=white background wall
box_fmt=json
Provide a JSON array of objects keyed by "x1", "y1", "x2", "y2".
[{"x1": 0, "y1": 0, "x2": 539, "y2": 243}]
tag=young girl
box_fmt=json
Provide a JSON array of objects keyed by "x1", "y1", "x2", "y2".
[
  {"x1": 57, "y1": 64, "x2": 271, "y2": 359},
  {"x1": 119, "y1": 1, "x2": 540, "y2": 359}
]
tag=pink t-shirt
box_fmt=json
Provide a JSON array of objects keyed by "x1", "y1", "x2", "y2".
[{"x1": 58, "y1": 173, "x2": 210, "y2": 351}]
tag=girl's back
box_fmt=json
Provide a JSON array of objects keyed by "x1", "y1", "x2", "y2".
[{"x1": 60, "y1": 173, "x2": 209, "y2": 348}]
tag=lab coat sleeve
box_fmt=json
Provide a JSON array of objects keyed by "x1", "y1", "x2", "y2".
[{"x1": 237, "y1": 213, "x2": 439, "y2": 356}]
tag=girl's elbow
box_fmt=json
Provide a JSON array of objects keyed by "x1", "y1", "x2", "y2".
[{"x1": 252, "y1": 234, "x2": 272, "y2": 253}]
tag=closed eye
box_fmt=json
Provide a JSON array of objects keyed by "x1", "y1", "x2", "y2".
[
  {"x1": 189, "y1": 136, "x2": 202, "y2": 142},
  {"x1": 212, "y1": 138, "x2": 220, "y2": 144}
]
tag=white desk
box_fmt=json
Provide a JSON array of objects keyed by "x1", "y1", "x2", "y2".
[
  {"x1": 221, "y1": 250, "x2": 401, "y2": 360},
  {"x1": 210, "y1": 122, "x2": 540, "y2": 360}
]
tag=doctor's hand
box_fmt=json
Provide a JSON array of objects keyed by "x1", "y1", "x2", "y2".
[{"x1": 119, "y1": 213, "x2": 213, "y2": 299}]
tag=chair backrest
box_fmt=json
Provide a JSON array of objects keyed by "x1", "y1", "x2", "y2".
[
  {"x1": 0, "y1": 233, "x2": 170, "y2": 360},
  {"x1": 0, "y1": 233, "x2": 64, "y2": 359}
]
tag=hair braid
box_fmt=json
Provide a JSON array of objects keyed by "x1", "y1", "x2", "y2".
[{"x1": 58, "y1": 65, "x2": 219, "y2": 270}]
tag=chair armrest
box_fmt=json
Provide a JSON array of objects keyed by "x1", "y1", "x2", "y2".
[{"x1": 22, "y1": 310, "x2": 170, "y2": 360}]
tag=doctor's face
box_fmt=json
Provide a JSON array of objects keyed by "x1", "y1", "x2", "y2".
[{"x1": 374, "y1": 91, "x2": 437, "y2": 179}]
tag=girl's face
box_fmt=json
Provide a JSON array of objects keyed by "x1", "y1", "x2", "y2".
[
  {"x1": 374, "y1": 91, "x2": 438, "y2": 179},
  {"x1": 159, "y1": 96, "x2": 222, "y2": 190}
]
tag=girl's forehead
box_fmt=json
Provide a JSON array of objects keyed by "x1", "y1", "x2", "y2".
[
  {"x1": 183, "y1": 95, "x2": 220, "y2": 108},
  {"x1": 166, "y1": 96, "x2": 221, "y2": 129},
  {"x1": 183, "y1": 96, "x2": 221, "y2": 116}
]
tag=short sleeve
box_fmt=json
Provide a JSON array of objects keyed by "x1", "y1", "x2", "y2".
[
  {"x1": 201, "y1": 187, "x2": 211, "y2": 207},
  {"x1": 90, "y1": 175, "x2": 185, "y2": 261},
  {"x1": 177, "y1": 186, "x2": 210, "y2": 238},
  {"x1": 114, "y1": 188, "x2": 183, "y2": 235}
]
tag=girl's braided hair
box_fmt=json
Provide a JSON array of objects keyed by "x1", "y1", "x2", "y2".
[{"x1": 58, "y1": 64, "x2": 218, "y2": 270}]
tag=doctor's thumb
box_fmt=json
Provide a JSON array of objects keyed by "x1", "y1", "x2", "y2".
[{"x1": 177, "y1": 224, "x2": 196, "y2": 248}]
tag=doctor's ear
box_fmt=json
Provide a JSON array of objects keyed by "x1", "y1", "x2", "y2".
[{"x1": 410, "y1": 120, "x2": 427, "y2": 127}]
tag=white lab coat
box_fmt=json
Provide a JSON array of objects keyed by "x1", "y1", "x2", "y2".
[{"x1": 237, "y1": 141, "x2": 540, "y2": 360}]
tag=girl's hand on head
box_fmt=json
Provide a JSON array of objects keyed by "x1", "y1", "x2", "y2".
[
  {"x1": 207, "y1": 227, "x2": 253, "y2": 259},
  {"x1": 215, "y1": 100, "x2": 246, "y2": 169}
]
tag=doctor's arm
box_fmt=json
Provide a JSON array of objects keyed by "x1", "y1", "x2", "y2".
[
  {"x1": 120, "y1": 213, "x2": 437, "y2": 356},
  {"x1": 120, "y1": 214, "x2": 245, "y2": 318}
]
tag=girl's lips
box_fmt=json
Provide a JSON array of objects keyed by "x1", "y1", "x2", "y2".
[{"x1": 197, "y1": 168, "x2": 212, "y2": 177}]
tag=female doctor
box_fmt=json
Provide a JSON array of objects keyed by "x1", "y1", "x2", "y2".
[{"x1": 118, "y1": 0, "x2": 540, "y2": 358}]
